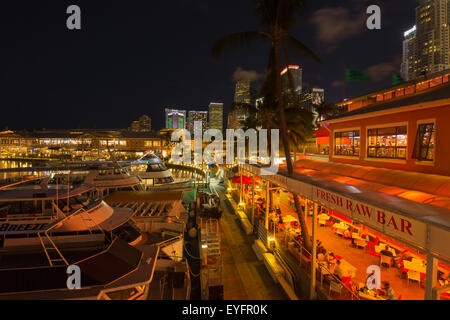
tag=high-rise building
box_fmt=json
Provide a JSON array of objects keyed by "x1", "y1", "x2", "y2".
[
  {"x1": 301, "y1": 87, "x2": 325, "y2": 113},
  {"x1": 130, "y1": 115, "x2": 151, "y2": 132},
  {"x1": 208, "y1": 103, "x2": 223, "y2": 132},
  {"x1": 401, "y1": 26, "x2": 417, "y2": 81},
  {"x1": 138, "y1": 115, "x2": 151, "y2": 132},
  {"x1": 311, "y1": 88, "x2": 325, "y2": 105},
  {"x1": 165, "y1": 109, "x2": 187, "y2": 129},
  {"x1": 412, "y1": 0, "x2": 450, "y2": 79},
  {"x1": 234, "y1": 80, "x2": 251, "y2": 104},
  {"x1": 228, "y1": 80, "x2": 252, "y2": 129},
  {"x1": 188, "y1": 110, "x2": 208, "y2": 134},
  {"x1": 130, "y1": 120, "x2": 140, "y2": 132},
  {"x1": 281, "y1": 65, "x2": 302, "y2": 94}
]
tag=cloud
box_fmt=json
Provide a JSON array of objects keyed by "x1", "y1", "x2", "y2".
[
  {"x1": 232, "y1": 67, "x2": 263, "y2": 83},
  {"x1": 309, "y1": 7, "x2": 367, "y2": 52},
  {"x1": 366, "y1": 56, "x2": 402, "y2": 82},
  {"x1": 331, "y1": 80, "x2": 345, "y2": 88}
]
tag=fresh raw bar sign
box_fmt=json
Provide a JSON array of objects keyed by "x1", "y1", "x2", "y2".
[{"x1": 313, "y1": 187, "x2": 427, "y2": 247}]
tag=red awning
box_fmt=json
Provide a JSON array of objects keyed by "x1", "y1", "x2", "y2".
[
  {"x1": 231, "y1": 175, "x2": 258, "y2": 185},
  {"x1": 312, "y1": 126, "x2": 330, "y2": 138}
]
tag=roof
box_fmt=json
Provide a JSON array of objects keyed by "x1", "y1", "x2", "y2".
[
  {"x1": 294, "y1": 160, "x2": 450, "y2": 210},
  {"x1": 328, "y1": 82, "x2": 450, "y2": 121}
]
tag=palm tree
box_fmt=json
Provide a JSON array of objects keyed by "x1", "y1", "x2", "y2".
[{"x1": 212, "y1": 0, "x2": 322, "y2": 251}]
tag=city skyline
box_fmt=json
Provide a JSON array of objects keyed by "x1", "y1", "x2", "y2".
[{"x1": 0, "y1": 0, "x2": 432, "y2": 131}]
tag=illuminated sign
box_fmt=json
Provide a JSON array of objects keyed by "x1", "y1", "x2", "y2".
[
  {"x1": 404, "y1": 25, "x2": 416, "y2": 38},
  {"x1": 281, "y1": 65, "x2": 300, "y2": 75},
  {"x1": 313, "y1": 187, "x2": 427, "y2": 247}
]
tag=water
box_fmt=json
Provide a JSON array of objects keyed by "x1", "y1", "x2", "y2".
[{"x1": 0, "y1": 160, "x2": 35, "y2": 180}]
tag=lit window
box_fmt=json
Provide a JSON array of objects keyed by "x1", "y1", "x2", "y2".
[
  {"x1": 334, "y1": 130, "x2": 360, "y2": 156},
  {"x1": 412, "y1": 123, "x2": 435, "y2": 162},
  {"x1": 367, "y1": 126, "x2": 407, "y2": 159}
]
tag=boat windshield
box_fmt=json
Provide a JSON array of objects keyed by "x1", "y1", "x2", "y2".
[
  {"x1": 112, "y1": 220, "x2": 141, "y2": 244},
  {"x1": 146, "y1": 163, "x2": 167, "y2": 172}
]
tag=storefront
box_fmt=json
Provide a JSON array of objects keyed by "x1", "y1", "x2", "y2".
[{"x1": 238, "y1": 162, "x2": 450, "y2": 300}]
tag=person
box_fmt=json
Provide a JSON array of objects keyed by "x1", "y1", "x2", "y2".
[
  {"x1": 317, "y1": 250, "x2": 326, "y2": 263},
  {"x1": 381, "y1": 281, "x2": 396, "y2": 300},
  {"x1": 333, "y1": 260, "x2": 346, "y2": 281},
  {"x1": 327, "y1": 252, "x2": 336, "y2": 268},
  {"x1": 343, "y1": 228, "x2": 352, "y2": 239}
]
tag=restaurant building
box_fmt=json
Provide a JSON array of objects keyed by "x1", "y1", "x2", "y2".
[
  {"x1": 227, "y1": 70, "x2": 450, "y2": 300},
  {"x1": 0, "y1": 129, "x2": 163, "y2": 161}
]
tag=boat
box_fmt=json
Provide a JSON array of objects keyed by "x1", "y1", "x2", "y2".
[
  {"x1": 129, "y1": 152, "x2": 194, "y2": 191},
  {"x1": 0, "y1": 176, "x2": 191, "y2": 300}
]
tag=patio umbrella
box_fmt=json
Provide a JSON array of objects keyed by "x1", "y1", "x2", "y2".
[{"x1": 231, "y1": 175, "x2": 258, "y2": 185}]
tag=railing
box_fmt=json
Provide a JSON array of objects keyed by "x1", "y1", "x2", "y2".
[{"x1": 288, "y1": 236, "x2": 360, "y2": 300}]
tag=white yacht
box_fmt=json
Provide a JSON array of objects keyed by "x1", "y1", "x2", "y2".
[
  {"x1": 0, "y1": 177, "x2": 191, "y2": 300},
  {"x1": 129, "y1": 153, "x2": 193, "y2": 190}
]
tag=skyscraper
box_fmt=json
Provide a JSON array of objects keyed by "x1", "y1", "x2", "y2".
[
  {"x1": 228, "y1": 80, "x2": 252, "y2": 129},
  {"x1": 301, "y1": 87, "x2": 325, "y2": 113},
  {"x1": 401, "y1": 26, "x2": 417, "y2": 81},
  {"x1": 188, "y1": 110, "x2": 208, "y2": 134},
  {"x1": 130, "y1": 115, "x2": 151, "y2": 132},
  {"x1": 311, "y1": 88, "x2": 325, "y2": 105},
  {"x1": 234, "y1": 80, "x2": 251, "y2": 104},
  {"x1": 165, "y1": 108, "x2": 187, "y2": 129},
  {"x1": 412, "y1": 0, "x2": 450, "y2": 79},
  {"x1": 281, "y1": 65, "x2": 302, "y2": 94},
  {"x1": 209, "y1": 103, "x2": 223, "y2": 132}
]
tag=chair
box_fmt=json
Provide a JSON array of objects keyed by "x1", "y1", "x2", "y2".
[
  {"x1": 319, "y1": 219, "x2": 326, "y2": 227},
  {"x1": 356, "y1": 239, "x2": 367, "y2": 249},
  {"x1": 380, "y1": 255, "x2": 392, "y2": 268},
  {"x1": 329, "y1": 280, "x2": 342, "y2": 296},
  {"x1": 407, "y1": 271, "x2": 420, "y2": 285}
]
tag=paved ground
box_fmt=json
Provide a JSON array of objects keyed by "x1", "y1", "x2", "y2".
[{"x1": 210, "y1": 178, "x2": 287, "y2": 300}]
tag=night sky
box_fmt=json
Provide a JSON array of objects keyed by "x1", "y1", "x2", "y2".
[{"x1": 0, "y1": 0, "x2": 417, "y2": 131}]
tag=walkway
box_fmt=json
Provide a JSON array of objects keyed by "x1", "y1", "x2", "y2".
[{"x1": 211, "y1": 178, "x2": 287, "y2": 300}]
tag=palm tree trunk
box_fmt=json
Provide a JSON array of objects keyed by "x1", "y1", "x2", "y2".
[
  {"x1": 274, "y1": 31, "x2": 293, "y2": 175},
  {"x1": 276, "y1": 29, "x2": 311, "y2": 252},
  {"x1": 293, "y1": 193, "x2": 312, "y2": 252}
]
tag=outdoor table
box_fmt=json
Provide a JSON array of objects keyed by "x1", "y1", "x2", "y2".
[
  {"x1": 333, "y1": 223, "x2": 349, "y2": 231},
  {"x1": 318, "y1": 213, "x2": 330, "y2": 220},
  {"x1": 403, "y1": 260, "x2": 427, "y2": 274},
  {"x1": 351, "y1": 234, "x2": 367, "y2": 241}
]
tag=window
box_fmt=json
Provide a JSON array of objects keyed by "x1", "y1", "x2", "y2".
[
  {"x1": 367, "y1": 126, "x2": 407, "y2": 159},
  {"x1": 412, "y1": 123, "x2": 435, "y2": 161},
  {"x1": 334, "y1": 130, "x2": 360, "y2": 156}
]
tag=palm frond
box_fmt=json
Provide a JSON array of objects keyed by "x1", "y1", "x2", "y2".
[
  {"x1": 285, "y1": 34, "x2": 322, "y2": 64},
  {"x1": 211, "y1": 31, "x2": 270, "y2": 58},
  {"x1": 277, "y1": 0, "x2": 308, "y2": 30}
]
